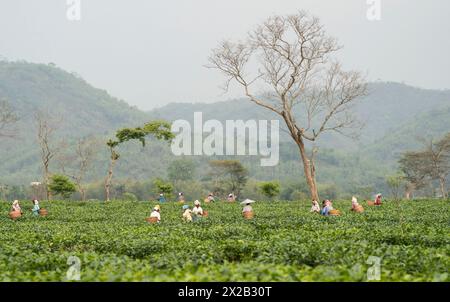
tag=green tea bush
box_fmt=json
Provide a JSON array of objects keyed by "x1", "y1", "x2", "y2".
[{"x1": 0, "y1": 199, "x2": 448, "y2": 281}]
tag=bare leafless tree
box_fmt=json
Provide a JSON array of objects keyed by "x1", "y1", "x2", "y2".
[
  {"x1": 35, "y1": 110, "x2": 65, "y2": 200},
  {"x1": 208, "y1": 11, "x2": 367, "y2": 200},
  {"x1": 426, "y1": 134, "x2": 450, "y2": 199},
  {"x1": 0, "y1": 99, "x2": 19, "y2": 139},
  {"x1": 400, "y1": 133, "x2": 450, "y2": 199},
  {"x1": 105, "y1": 139, "x2": 119, "y2": 202},
  {"x1": 58, "y1": 136, "x2": 100, "y2": 201}
]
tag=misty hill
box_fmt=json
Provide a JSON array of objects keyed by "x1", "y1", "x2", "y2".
[
  {"x1": 0, "y1": 61, "x2": 449, "y2": 193},
  {"x1": 0, "y1": 61, "x2": 152, "y2": 184},
  {"x1": 0, "y1": 61, "x2": 148, "y2": 136},
  {"x1": 368, "y1": 103, "x2": 450, "y2": 160},
  {"x1": 148, "y1": 82, "x2": 450, "y2": 147}
]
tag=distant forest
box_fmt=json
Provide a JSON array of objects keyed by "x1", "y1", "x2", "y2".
[{"x1": 0, "y1": 61, "x2": 449, "y2": 201}]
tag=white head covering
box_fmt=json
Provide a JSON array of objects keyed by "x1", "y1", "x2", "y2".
[
  {"x1": 352, "y1": 196, "x2": 358, "y2": 204},
  {"x1": 240, "y1": 199, "x2": 255, "y2": 205},
  {"x1": 194, "y1": 200, "x2": 200, "y2": 206}
]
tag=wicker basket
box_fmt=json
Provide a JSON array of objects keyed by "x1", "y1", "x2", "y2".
[
  {"x1": 39, "y1": 209, "x2": 48, "y2": 217},
  {"x1": 329, "y1": 209, "x2": 341, "y2": 216},
  {"x1": 354, "y1": 205, "x2": 364, "y2": 213},
  {"x1": 145, "y1": 217, "x2": 158, "y2": 223},
  {"x1": 367, "y1": 201, "x2": 375, "y2": 206},
  {"x1": 202, "y1": 210, "x2": 208, "y2": 217},
  {"x1": 9, "y1": 211, "x2": 21, "y2": 220},
  {"x1": 243, "y1": 211, "x2": 254, "y2": 219}
]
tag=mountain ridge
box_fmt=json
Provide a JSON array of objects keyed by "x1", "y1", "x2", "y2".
[{"x1": 0, "y1": 61, "x2": 449, "y2": 190}]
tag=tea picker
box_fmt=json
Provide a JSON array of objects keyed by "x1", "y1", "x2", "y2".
[
  {"x1": 32, "y1": 199, "x2": 40, "y2": 216},
  {"x1": 310, "y1": 200, "x2": 320, "y2": 213},
  {"x1": 227, "y1": 193, "x2": 236, "y2": 202},
  {"x1": 192, "y1": 200, "x2": 204, "y2": 220},
  {"x1": 147, "y1": 205, "x2": 161, "y2": 223},
  {"x1": 241, "y1": 199, "x2": 255, "y2": 219},
  {"x1": 9, "y1": 200, "x2": 22, "y2": 220},
  {"x1": 157, "y1": 193, "x2": 167, "y2": 203},
  {"x1": 182, "y1": 204, "x2": 193, "y2": 222},
  {"x1": 367, "y1": 193, "x2": 383, "y2": 206},
  {"x1": 178, "y1": 192, "x2": 185, "y2": 203},
  {"x1": 204, "y1": 193, "x2": 215, "y2": 203},
  {"x1": 350, "y1": 196, "x2": 364, "y2": 213},
  {"x1": 321, "y1": 200, "x2": 341, "y2": 216}
]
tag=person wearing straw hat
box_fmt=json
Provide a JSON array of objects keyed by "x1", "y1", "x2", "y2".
[
  {"x1": 182, "y1": 204, "x2": 193, "y2": 222},
  {"x1": 192, "y1": 200, "x2": 203, "y2": 218},
  {"x1": 11, "y1": 200, "x2": 22, "y2": 213},
  {"x1": 150, "y1": 205, "x2": 161, "y2": 222},
  {"x1": 241, "y1": 199, "x2": 255, "y2": 214}
]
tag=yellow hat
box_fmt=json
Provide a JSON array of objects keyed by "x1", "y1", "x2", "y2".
[{"x1": 154, "y1": 205, "x2": 160, "y2": 210}]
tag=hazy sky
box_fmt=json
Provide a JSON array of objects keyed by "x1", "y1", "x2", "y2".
[{"x1": 1, "y1": 0, "x2": 449, "y2": 110}]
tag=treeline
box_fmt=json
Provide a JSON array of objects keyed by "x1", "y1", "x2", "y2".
[{"x1": 397, "y1": 132, "x2": 450, "y2": 199}]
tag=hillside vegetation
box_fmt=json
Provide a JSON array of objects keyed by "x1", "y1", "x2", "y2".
[{"x1": 0, "y1": 61, "x2": 449, "y2": 198}]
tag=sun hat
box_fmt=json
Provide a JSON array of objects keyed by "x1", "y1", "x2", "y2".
[
  {"x1": 154, "y1": 205, "x2": 160, "y2": 211},
  {"x1": 182, "y1": 205, "x2": 190, "y2": 210},
  {"x1": 240, "y1": 199, "x2": 255, "y2": 205}
]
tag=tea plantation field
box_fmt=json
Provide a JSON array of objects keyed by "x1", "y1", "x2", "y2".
[{"x1": 0, "y1": 200, "x2": 449, "y2": 281}]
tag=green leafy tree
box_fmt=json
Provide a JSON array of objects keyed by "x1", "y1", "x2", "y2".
[
  {"x1": 153, "y1": 178, "x2": 174, "y2": 200},
  {"x1": 122, "y1": 192, "x2": 138, "y2": 201},
  {"x1": 168, "y1": 159, "x2": 196, "y2": 186},
  {"x1": 399, "y1": 133, "x2": 450, "y2": 199},
  {"x1": 386, "y1": 174, "x2": 406, "y2": 201},
  {"x1": 104, "y1": 120, "x2": 174, "y2": 201},
  {"x1": 259, "y1": 182, "x2": 280, "y2": 200},
  {"x1": 0, "y1": 99, "x2": 18, "y2": 138},
  {"x1": 208, "y1": 160, "x2": 248, "y2": 197},
  {"x1": 318, "y1": 183, "x2": 339, "y2": 200},
  {"x1": 48, "y1": 174, "x2": 76, "y2": 199}
]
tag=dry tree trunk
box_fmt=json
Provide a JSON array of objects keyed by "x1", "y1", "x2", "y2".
[
  {"x1": 295, "y1": 137, "x2": 319, "y2": 201},
  {"x1": 104, "y1": 157, "x2": 117, "y2": 202},
  {"x1": 439, "y1": 177, "x2": 447, "y2": 199},
  {"x1": 80, "y1": 188, "x2": 86, "y2": 202}
]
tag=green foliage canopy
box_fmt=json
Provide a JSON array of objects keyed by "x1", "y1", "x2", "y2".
[
  {"x1": 259, "y1": 182, "x2": 280, "y2": 199},
  {"x1": 48, "y1": 174, "x2": 76, "y2": 199}
]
